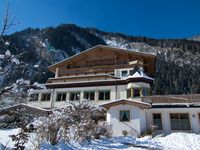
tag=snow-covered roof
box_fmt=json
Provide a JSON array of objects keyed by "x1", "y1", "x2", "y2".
[
  {"x1": 142, "y1": 94, "x2": 200, "y2": 104},
  {"x1": 45, "y1": 75, "x2": 153, "y2": 89},
  {"x1": 48, "y1": 44, "x2": 156, "y2": 72},
  {"x1": 0, "y1": 103, "x2": 52, "y2": 115},
  {"x1": 100, "y1": 99, "x2": 150, "y2": 109},
  {"x1": 126, "y1": 67, "x2": 154, "y2": 80},
  {"x1": 152, "y1": 102, "x2": 200, "y2": 108},
  {"x1": 48, "y1": 74, "x2": 120, "y2": 80}
]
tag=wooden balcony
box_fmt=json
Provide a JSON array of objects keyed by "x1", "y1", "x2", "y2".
[
  {"x1": 59, "y1": 63, "x2": 143, "y2": 76},
  {"x1": 142, "y1": 94, "x2": 200, "y2": 104}
]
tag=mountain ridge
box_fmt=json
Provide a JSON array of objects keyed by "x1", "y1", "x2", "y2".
[{"x1": 0, "y1": 24, "x2": 200, "y2": 95}]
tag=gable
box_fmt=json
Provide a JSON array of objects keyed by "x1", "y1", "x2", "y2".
[
  {"x1": 100, "y1": 99, "x2": 150, "y2": 109},
  {"x1": 48, "y1": 45, "x2": 156, "y2": 76}
]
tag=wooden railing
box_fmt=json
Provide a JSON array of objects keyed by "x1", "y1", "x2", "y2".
[
  {"x1": 59, "y1": 63, "x2": 143, "y2": 76},
  {"x1": 142, "y1": 94, "x2": 200, "y2": 104}
]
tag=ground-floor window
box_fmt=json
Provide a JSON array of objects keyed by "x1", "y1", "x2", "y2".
[
  {"x1": 119, "y1": 110, "x2": 130, "y2": 122},
  {"x1": 152, "y1": 113, "x2": 162, "y2": 130},
  {"x1": 170, "y1": 113, "x2": 191, "y2": 130},
  {"x1": 84, "y1": 91, "x2": 95, "y2": 100},
  {"x1": 41, "y1": 93, "x2": 51, "y2": 101},
  {"x1": 29, "y1": 93, "x2": 39, "y2": 101},
  {"x1": 69, "y1": 92, "x2": 80, "y2": 101},
  {"x1": 56, "y1": 93, "x2": 66, "y2": 101},
  {"x1": 98, "y1": 90, "x2": 110, "y2": 100}
]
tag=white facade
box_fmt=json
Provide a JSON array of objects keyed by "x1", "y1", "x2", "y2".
[
  {"x1": 146, "y1": 107, "x2": 200, "y2": 134},
  {"x1": 106, "y1": 104, "x2": 147, "y2": 136},
  {"x1": 28, "y1": 45, "x2": 159, "y2": 136},
  {"x1": 29, "y1": 82, "x2": 149, "y2": 108}
]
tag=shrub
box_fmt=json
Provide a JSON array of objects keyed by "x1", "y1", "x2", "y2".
[
  {"x1": 93, "y1": 121, "x2": 112, "y2": 139},
  {"x1": 122, "y1": 130, "x2": 128, "y2": 136},
  {"x1": 33, "y1": 100, "x2": 112, "y2": 144},
  {"x1": 9, "y1": 128, "x2": 29, "y2": 150},
  {"x1": 0, "y1": 109, "x2": 36, "y2": 129},
  {"x1": 140, "y1": 129, "x2": 153, "y2": 137},
  {"x1": 34, "y1": 111, "x2": 71, "y2": 145}
]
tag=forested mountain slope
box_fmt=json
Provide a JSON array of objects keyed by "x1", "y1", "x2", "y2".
[{"x1": 1, "y1": 24, "x2": 200, "y2": 95}]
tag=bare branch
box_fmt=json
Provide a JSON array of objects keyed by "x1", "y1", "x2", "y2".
[
  {"x1": 1, "y1": 4, "x2": 17, "y2": 36},
  {"x1": 0, "y1": 84, "x2": 14, "y2": 96}
]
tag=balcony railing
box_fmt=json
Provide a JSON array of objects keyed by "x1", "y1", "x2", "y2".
[{"x1": 59, "y1": 63, "x2": 144, "y2": 76}]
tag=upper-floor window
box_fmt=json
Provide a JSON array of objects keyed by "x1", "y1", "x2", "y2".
[
  {"x1": 129, "y1": 70, "x2": 133, "y2": 75},
  {"x1": 69, "y1": 92, "x2": 80, "y2": 101},
  {"x1": 142, "y1": 88, "x2": 149, "y2": 96},
  {"x1": 127, "y1": 88, "x2": 141, "y2": 98},
  {"x1": 152, "y1": 113, "x2": 162, "y2": 130},
  {"x1": 84, "y1": 91, "x2": 95, "y2": 100},
  {"x1": 98, "y1": 90, "x2": 110, "y2": 100},
  {"x1": 29, "y1": 94, "x2": 39, "y2": 101},
  {"x1": 134, "y1": 89, "x2": 140, "y2": 97},
  {"x1": 41, "y1": 93, "x2": 51, "y2": 101},
  {"x1": 56, "y1": 93, "x2": 66, "y2": 101},
  {"x1": 121, "y1": 70, "x2": 128, "y2": 77}
]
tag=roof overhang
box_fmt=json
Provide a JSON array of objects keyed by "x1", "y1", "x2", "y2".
[
  {"x1": 100, "y1": 99, "x2": 150, "y2": 109},
  {"x1": 48, "y1": 45, "x2": 156, "y2": 73},
  {"x1": 45, "y1": 77, "x2": 153, "y2": 89},
  {"x1": 0, "y1": 103, "x2": 52, "y2": 116}
]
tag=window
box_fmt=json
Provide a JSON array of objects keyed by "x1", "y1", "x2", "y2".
[
  {"x1": 152, "y1": 113, "x2": 162, "y2": 130},
  {"x1": 198, "y1": 114, "x2": 200, "y2": 125},
  {"x1": 98, "y1": 90, "x2": 110, "y2": 100},
  {"x1": 120, "y1": 110, "x2": 130, "y2": 122},
  {"x1": 127, "y1": 89, "x2": 141, "y2": 98},
  {"x1": 41, "y1": 93, "x2": 51, "y2": 101},
  {"x1": 84, "y1": 91, "x2": 95, "y2": 100},
  {"x1": 56, "y1": 93, "x2": 66, "y2": 101},
  {"x1": 129, "y1": 70, "x2": 133, "y2": 75},
  {"x1": 134, "y1": 89, "x2": 140, "y2": 97},
  {"x1": 127, "y1": 89, "x2": 131, "y2": 98},
  {"x1": 29, "y1": 94, "x2": 39, "y2": 101},
  {"x1": 121, "y1": 70, "x2": 128, "y2": 77},
  {"x1": 170, "y1": 113, "x2": 191, "y2": 130},
  {"x1": 142, "y1": 88, "x2": 149, "y2": 96},
  {"x1": 69, "y1": 92, "x2": 80, "y2": 101}
]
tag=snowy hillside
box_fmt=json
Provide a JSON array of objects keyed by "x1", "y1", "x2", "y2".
[
  {"x1": 1, "y1": 24, "x2": 200, "y2": 94},
  {"x1": 1, "y1": 128, "x2": 200, "y2": 150}
]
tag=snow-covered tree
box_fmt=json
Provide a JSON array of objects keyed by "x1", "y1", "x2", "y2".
[{"x1": 33, "y1": 100, "x2": 112, "y2": 145}]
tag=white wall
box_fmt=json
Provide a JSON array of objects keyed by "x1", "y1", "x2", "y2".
[
  {"x1": 29, "y1": 82, "x2": 150, "y2": 108},
  {"x1": 107, "y1": 104, "x2": 147, "y2": 136},
  {"x1": 28, "y1": 89, "x2": 53, "y2": 108},
  {"x1": 146, "y1": 107, "x2": 200, "y2": 134}
]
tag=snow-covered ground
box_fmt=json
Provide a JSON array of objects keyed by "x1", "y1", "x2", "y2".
[{"x1": 0, "y1": 128, "x2": 200, "y2": 150}]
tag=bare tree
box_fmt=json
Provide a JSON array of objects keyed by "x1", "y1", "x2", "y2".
[
  {"x1": 1, "y1": 4, "x2": 16, "y2": 36},
  {"x1": 0, "y1": 4, "x2": 28, "y2": 105}
]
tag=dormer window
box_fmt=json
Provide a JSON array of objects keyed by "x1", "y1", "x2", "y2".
[{"x1": 121, "y1": 70, "x2": 128, "y2": 77}]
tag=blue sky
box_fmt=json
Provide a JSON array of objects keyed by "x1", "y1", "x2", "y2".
[{"x1": 0, "y1": 0, "x2": 200, "y2": 38}]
